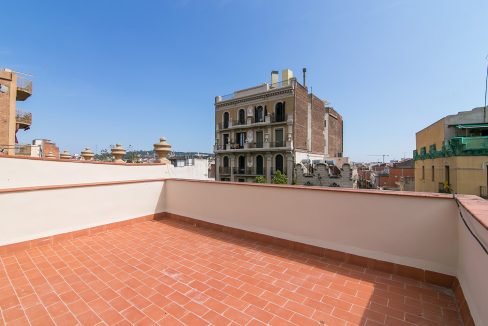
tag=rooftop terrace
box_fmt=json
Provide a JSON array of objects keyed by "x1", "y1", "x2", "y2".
[
  {"x1": 0, "y1": 219, "x2": 463, "y2": 326},
  {"x1": 0, "y1": 156, "x2": 486, "y2": 325}
]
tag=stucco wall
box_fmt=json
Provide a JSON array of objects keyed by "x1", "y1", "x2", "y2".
[
  {"x1": 0, "y1": 157, "x2": 212, "y2": 188},
  {"x1": 0, "y1": 180, "x2": 166, "y2": 246},
  {"x1": 415, "y1": 156, "x2": 488, "y2": 195},
  {"x1": 165, "y1": 180, "x2": 459, "y2": 275},
  {"x1": 415, "y1": 118, "x2": 446, "y2": 152},
  {"x1": 456, "y1": 203, "x2": 488, "y2": 325}
]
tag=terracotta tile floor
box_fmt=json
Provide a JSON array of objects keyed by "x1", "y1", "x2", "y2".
[{"x1": 0, "y1": 220, "x2": 462, "y2": 326}]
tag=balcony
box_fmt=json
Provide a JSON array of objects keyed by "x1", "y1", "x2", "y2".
[
  {"x1": 219, "y1": 166, "x2": 231, "y2": 174},
  {"x1": 0, "y1": 156, "x2": 486, "y2": 325},
  {"x1": 16, "y1": 110, "x2": 32, "y2": 130},
  {"x1": 218, "y1": 115, "x2": 292, "y2": 131},
  {"x1": 16, "y1": 76, "x2": 32, "y2": 101},
  {"x1": 414, "y1": 136, "x2": 488, "y2": 160},
  {"x1": 215, "y1": 141, "x2": 289, "y2": 153}
]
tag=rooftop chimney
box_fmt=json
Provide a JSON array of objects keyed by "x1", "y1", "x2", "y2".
[
  {"x1": 282, "y1": 69, "x2": 293, "y2": 86},
  {"x1": 271, "y1": 71, "x2": 279, "y2": 85},
  {"x1": 302, "y1": 67, "x2": 307, "y2": 87}
]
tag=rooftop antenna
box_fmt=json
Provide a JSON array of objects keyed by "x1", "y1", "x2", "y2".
[
  {"x1": 484, "y1": 54, "x2": 488, "y2": 122},
  {"x1": 368, "y1": 154, "x2": 390, "y2": 163}
]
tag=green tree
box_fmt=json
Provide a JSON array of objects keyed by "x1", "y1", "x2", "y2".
[
  {"x1": 255, "y1": 176, "x2": 266, "y2": 183},
  {"x1": 272, "y1": 170, "x2": 288, "y2": 184}
]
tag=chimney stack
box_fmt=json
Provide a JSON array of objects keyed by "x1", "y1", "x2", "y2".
[
  {"x1": 302, "y1": 67, "x2": 307, "y2": 87},
  {"x1": 271, "y1": 71, "x2": 279, "y2": 85}
]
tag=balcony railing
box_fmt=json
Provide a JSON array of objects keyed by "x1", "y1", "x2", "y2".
[
  {"x1": 218, "y1": 114, "x2": 291, "y2": 131},
  {"x1": 219, "y1": 166, "x2": 231, "y2": 174},
  {"x1": 414, "y1": 136, "x2": 488, "y2": 160},
  {"x1": 215, "y1": 141, "x2": 287, "y2": 151},
  {"x1": 16, "y1": 110, "x2": 32, "y2": 128},
  {"x1": 268, "y1": 141, "x2": 286, "y2": 148},
  {"x1": 233, "y1": 167, "x2": 254, "y2": 175},
  {"x1": 16, "y1": 76, "x2": 32, "y2": 101}
]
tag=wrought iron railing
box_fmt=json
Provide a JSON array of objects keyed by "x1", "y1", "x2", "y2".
[
  {"x1": 219, "y1": 166, "x2": 231, "y2": 174},
  {"x1": 269, "y1": 141, "x2": 286, "y2": 148},
  {"x1": 234, "y1": 167, "x2": 254, "y2": 175}
]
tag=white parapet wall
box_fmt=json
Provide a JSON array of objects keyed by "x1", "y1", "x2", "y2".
[
  {"x1": 0, "y1": 156, "x2": 211, "y2": 188},
  {"x1": 0, "y1": 177, "x2": 486, "y2": 324},
  {"x1": 456, "y1": 199, "x2": 488, "y2": 325},
  {"x1": 0, "y1": 180, "x2": 166, "y2": 246},
  {"x1": 165, "y1": 180, "x2": 459, "y2": 276}
]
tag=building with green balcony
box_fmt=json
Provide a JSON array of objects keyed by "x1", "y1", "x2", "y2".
[{"x1": 414, "y1": 107, "x2": 488, "y2": 197}]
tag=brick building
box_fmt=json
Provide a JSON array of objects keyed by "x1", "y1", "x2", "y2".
[
  {"x1": 376, "y1": 159, "x2": 415, "y2": 191},
  {"x1": 0, "y1": 69, "x2": 33, "y2": 155},
  {"x1": 32, "y1": 139, "x2": 60, "y2": 159},
  {"x1": 214, "y1": 69, "x2": 344, "y2": 184}
]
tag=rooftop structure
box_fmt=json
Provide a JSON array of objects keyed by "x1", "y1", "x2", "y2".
[
  {"x1": 0, "y1": 69, "x2": 33, "y2": 156},
  {"x1": 0, "y1": 155, "x2": 486, "y2": 325},
  {"x1": 214, "y1": 69, "x2": 344, "y2": 184}
]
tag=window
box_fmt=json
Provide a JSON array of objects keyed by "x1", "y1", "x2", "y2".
[
  {"x1": 238, "y1": 156, "x2": 245, "y2": 173},
  {"x1": 223, "y1": 112, "x2": 229, "y2": 129},
  {"x1": 422, "y1": 166, "x2": 425, "y2": 180},
  {"x1": 223, "y1": 156, "x2": 229, "y2": 167},
  {"x1": 275, "y1": 102, "x2": 285, "y2": 122},
  {"x1": 256, "y1": 155, "x2": 264, "y2": 175},
  {"x1": 236, "y1": 132, "x2": 246, "y2": 148},
  {"x1": 275, "y1": 129, "x2": 284, "y2": 147},
  {"x1": 255, "y1": 106, "x2": 264, "y2": 123},
  {"x1": 431, "y1": 166, "x2": 435, "y2": 181},
  {"x1": 256, "y1": 131, "x2": 263, "y2": 148},
  {"x1": 275, "y1": 154, "x2": 284, "y2": 173},
  {"x1": 238, "y1": 109, "x2": 245, "y2": 125},
  {"x1": 223, "y1": 134, "x2": 229, "y2": 148},
  {"x1": 324, "y1": 120, "x2": 327, "y2": 128}
]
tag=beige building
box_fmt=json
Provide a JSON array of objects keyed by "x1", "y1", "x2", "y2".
[
  {"x1": 214, "y1": 69, "x2": 343, "y2": 184},
  {"x1": 414, "y1": 106, "x2": 488, "y2": 196},
  {"x1": 0, "y1": 69, "x2": 33, "y2": 155}
]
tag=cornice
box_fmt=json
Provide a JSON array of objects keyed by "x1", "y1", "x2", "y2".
[{"x1": 215, "y1": 88, "x2": 294, "y2": 109}]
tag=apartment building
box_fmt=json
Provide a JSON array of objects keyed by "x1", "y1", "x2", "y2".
[
  {"x1": 214, "y1": 69, "x2": 343, "y2": 184},
  {"x1": 414, "y1": 106, "x2": 488, "y2": 196},
  {"x1": 0, "y1": 69, "x2": 33, "y2": 155}
]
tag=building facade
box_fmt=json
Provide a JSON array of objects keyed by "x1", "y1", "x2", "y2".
[
  {"x1": 214, "y1": 69, "x2": 343, "y2": 184},
  {"x1": 376, "y1": 159, "x2": 415, "y2": 191},
  {"x1": 414, "y1": 107, "x2": 488, "y2": 196},
  {"x1": 0, "y1": 69, "x2": 33, "y2": 155}
]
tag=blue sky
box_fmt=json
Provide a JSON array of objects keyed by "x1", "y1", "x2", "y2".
[{"x1": 1, "y1": 0, "x2": 487, "y2": 161}]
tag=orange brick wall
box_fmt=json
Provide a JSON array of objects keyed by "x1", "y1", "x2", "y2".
[
  {"x1": 310, "y1": 94, "x2": 325, "y2": 155},
  {"x1": 293, "y1": 83, "x2": 309, "y2": 151}
]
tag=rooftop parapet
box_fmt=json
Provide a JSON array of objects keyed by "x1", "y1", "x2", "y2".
[{"x1": 217, "y1": 77, "x2": 297, "y2": 103}]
